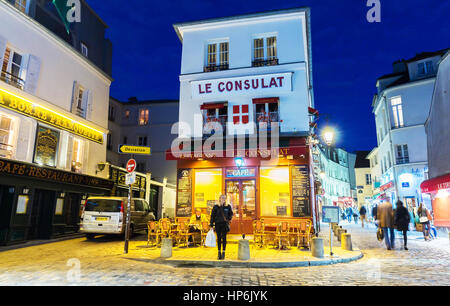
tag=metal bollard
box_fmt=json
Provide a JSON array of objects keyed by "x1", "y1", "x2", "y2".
[
  {"x1": 238, "y1": 239, "x2": 250, "y2": 260},
  {"x1": 311, "y1": 237, "x2": 324, "y2": 258},
  {"x1": 337, "y1": 229, "x2": 347, "y2": 242},
  {"x1": 341, "y1": 233, "x2": 352, "y2": 251},
  {"x1": 160, "y1": 238, "x2": 173, "y2": 258}
]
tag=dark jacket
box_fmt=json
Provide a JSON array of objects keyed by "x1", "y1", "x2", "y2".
[
  {"x1": 372, "y1": 205, "x2": 378, "y2": 219},
  {"x1": 394, "y1": 205, "x2": 410, "y2": 231},
  {"x1": 210, "y1": 204, "x2": 233, "y2": 227},
  {"x1": 359, "y1": 206, "x2": 367, "y2": 216}
]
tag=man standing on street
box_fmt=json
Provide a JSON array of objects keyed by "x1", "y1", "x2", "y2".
[{"x1": 377, "y1": 200, "x2": 395, "y2": 250}]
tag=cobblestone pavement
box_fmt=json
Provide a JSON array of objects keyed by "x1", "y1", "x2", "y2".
[{"x1": 0, "y1": 222, "x2": 448, "y2": 286}]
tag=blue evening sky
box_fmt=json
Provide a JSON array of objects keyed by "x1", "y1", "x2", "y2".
[{"x1": 87, "y1": 0, "x2": 450, "y2": 152}]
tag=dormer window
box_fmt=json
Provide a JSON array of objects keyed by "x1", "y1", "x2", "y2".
[
  {"x1": 205, "y1": 41, "x2": 229, "y2": 72},
  {"x1": 418, "y1": 61, "x2": 433, "y2": 76}
]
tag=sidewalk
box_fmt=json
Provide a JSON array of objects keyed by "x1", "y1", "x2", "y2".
[{"x1": 122, "y1": 226, "x2": 362, "y2": 268}]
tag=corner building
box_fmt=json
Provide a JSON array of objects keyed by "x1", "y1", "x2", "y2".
[
  {"x1": 0, "y1": 0, "x2": 112, "y2": 244},
  {"x1": 168, "y1": 8, "x2": 317, "y2": 234}
]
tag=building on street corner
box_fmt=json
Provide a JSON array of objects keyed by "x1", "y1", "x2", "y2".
[
  {"x1": 421, "y1": 49, "x2": 450, "y2": 228},
  {"x1": 0, "y1": 0, "x2": 113, "y2": 244},
  {"x1": 167, "y1": 8, "x2": 319, "y2": 234},
  {"x1": 354, "y1": 151, "x2": 373, "y2": 210}
]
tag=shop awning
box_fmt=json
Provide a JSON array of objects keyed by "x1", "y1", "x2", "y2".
[
  {"x1": 420, "y1": 173, "x2": 450, "y2": 193},
  {"x1": 200, "y1": 103, "x2": 226, "y2": 110},
  {"x1": 252, "y1": 97, "x2": 279, "y2": 104},
  {"x1": 380, "y1": 181, "x2": 394, "y2": 191}
]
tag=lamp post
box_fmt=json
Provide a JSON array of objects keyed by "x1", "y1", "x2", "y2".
[{"x1": 321, "y1": 126, "x2": 335, "y2": 256}]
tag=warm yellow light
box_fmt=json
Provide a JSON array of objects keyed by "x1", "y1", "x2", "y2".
[
  {"x1": 0, "y1": 88, "x2": 104, "y2": 143},
  {"x1": 436, "y1": 189, "x2": 448, "y2": 199},
  {"x1": 322, "y1": 127, "x2": 335, "y2": 146}
]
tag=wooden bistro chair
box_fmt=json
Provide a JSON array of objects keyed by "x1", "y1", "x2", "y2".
[
  {"x1": 297, "y1": 220, "x2": 313, "y2": 249},
  {"x1": 252, "y1": 220, "x2": 265, "y2": 248},
  {"x1": 176, "y1": 221, "x2": 192, "y2": 248},
  {"x1": 147, "y1": 221, "x2": 159, "y2": 247},
  {"x1": 200, "y1": 221, "x2": 210, "y2": 247},
  {"x1": 158, "y1": 218, "x2": 172, "y2": 243},
  {"x1": 276, "y1": 221, "x2": 291, "y2": 249}
]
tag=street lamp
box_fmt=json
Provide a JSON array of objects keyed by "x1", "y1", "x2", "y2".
[{"x1": 322, "y1": 127, "x2": 335, "y2": 146}]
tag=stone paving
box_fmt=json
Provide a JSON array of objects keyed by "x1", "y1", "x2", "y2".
[{"x1": 0, "y1": 221, "x2": 448, "y2": 285}]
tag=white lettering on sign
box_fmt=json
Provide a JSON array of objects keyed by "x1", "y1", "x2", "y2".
[{"x1": 191, "y1": 73, "x2": 292, "y2": 100}]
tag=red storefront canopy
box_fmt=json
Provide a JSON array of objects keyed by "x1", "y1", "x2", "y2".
[
  {"x1": 200, "y1": 103, "x2": 226, "y2": 110},
  {"x1": 420, "y1": 173, "x2": 450, "y2": 193}
]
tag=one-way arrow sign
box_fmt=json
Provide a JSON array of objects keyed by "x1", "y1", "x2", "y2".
[{"x1": 118, "y1": 145, "x2": 151, "y2": 155}]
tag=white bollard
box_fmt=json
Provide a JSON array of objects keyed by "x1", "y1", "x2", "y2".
[
  {"x1": 238, "y1": 239, "x2": 250, "y2": 260},
  {"x1": 341, "y1": 233, "x2": 352, "y2": 251},
  {"x1": 311, "y1": 237, "x2": 324, "y2": 258},
  {"x1": 160, "y1": 238, "x2": 173, "y2": 258}
]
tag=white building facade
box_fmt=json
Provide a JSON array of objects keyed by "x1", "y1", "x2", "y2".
[
  {"x1": 0, "y1": 0, "x2": 112, "y2": 243},
  {"x1": 371, "y1": 49, "x2": 448, "y2": 212}
]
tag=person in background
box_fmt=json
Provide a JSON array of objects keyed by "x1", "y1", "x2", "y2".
[
  {"x1": 188, "y1": 208, "x2": 208, "y2": 244},
  {"x1": 372, "y1": 204, "x2": 378, "y2": 227},
  {"x1": 210, "y1": 195, "x2": 233, "y2": 260},
  {"x1": 394, "y1": 200, "x2": 410, "y2": 250},
  {"x1": 377, "y1": 200, "x2": 395, "y2": 250},
  {"x1": 346, "y1": 206, "x2": 353, "y2": 223},
  {"x1": 353, "y1": 208, "x2": 359, "y2": 224},
  {"x1": 359, "y1": 205, "x2": 367, "y2": 228},
  {"x1": 417, "y1": 203, "x2": 433, "y2": 241}
]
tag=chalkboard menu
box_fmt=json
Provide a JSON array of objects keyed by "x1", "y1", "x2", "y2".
[
  {"x1": 176, "y1": 169, "x2": 192, "y2": 217},
  {"x1": 291, "y1": 165, "x2": 310, "y2": 217}
]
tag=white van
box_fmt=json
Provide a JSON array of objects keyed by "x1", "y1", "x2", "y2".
[{"x1": 80, "y1": 197, "x2": 155, "y2": 239}]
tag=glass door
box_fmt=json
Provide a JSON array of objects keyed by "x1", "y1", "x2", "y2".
[{"x1": 225, "y1": 180, "x2": 256, "y2": 235}]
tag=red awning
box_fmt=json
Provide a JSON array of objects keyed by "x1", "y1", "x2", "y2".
[
  {"x1": 200, "y1": 103, "x2": 225, "y2": 110},
  {"x1": 252, "y1": 97, "x2": 279, "y2": 104},
  {"x1": 421, "y1": 173, "x2": 450, "y2": 193}
]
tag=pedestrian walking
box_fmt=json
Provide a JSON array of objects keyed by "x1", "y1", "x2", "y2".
[
  {"x1": 359, "y1": 205, "x2": 367, "y2": 228},
  {"x1": 377, "y1": 200, "x2": 395, "y2": 250},
  {"x1": 353, "y1": 209, "x2": 358, "y2": 224},
  {"x1": 394, "y1": 200, "x2": 410, "y2": 250},
  {"x1": 417, "y1": 203, "x2": 433, "y2": 241},
  {"x1": 346, "y1": 206, "x2": 353, "y2": 223},
  {"x1": 372, "y1": 204, "x2": 378, "y2": 227},
  {"x1": 210, "y1": 195, "x2": 233, "y2": 260}
]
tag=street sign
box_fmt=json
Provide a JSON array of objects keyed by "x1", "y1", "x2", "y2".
[
  {"x1": 126, "y1": 159, "x2": 136, "y2": 173},
  {"x1": 322, "y1": 206, "x2": 340, "y2": 223},
  {"x1": 125, "y1": 172, "x2": 136, "y2": 185},
  {"x1": 118, "y1": 145, "x2": 151, "y2": 155}
]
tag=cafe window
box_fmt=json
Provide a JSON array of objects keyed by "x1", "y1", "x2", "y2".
[
  {"x1": 194, "y1": 169, "x2": 222, "y2": 210},
  {"x1": 260, "y1": 167, "x2": 290, "y2": 217},
  {"x1": 0, "y1": 113, "x2": 17, "y2": 159},
  {"x1": 139, "y1": 109, "x2": 149, "y2": 125},
  {"x1": 71, "y1": 138, "x2": 84, "y2": 173}
]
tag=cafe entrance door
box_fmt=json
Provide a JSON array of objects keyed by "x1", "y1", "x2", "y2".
[{"x1": 225, "y1": 180, "x2": 256, "y2": 235}]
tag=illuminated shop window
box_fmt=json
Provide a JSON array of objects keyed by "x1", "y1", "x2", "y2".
[
  {"x1": 0, "y1": 113, "x2": 17, "y2": 159},
  {"x1": 194, "y1": 169, "x2": 222, "y2": 212},
  {"x1": 71, "y1": 138, "x2": 84, "y2": 173},
  {"x1": 260, "y1": 167, "x2": 290, "y2": 217}
]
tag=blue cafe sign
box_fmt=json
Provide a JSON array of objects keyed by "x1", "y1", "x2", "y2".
[{"x1": 226, "y1": 168, "x2": 256, "y2": 178}]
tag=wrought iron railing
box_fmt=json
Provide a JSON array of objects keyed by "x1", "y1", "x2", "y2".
[
  {"x1": 396, "y1": 157, "x2": 410, "y2": 165},
  {"x1": 0, "y1": 142, "x2": 13, "y2": 158},
  {"x1": 204, "y1": 63, "x2": 229, "y2": 72},
  {"x1": 252, "y1": 58, "x2": 279, "y2": 67},
  {"x1": 0, "y1": 70, "x2": 25, "y2": 90}
]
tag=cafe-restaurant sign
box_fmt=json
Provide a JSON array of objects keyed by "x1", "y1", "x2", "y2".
[
  {"x1": 0, "y1": 157, "x2": 113, "y2": 189},
  {"x1": 191, "y1": 72, "x2": 292, "y2": 100},
  {"x1": 0, "y1": 89, "x2": 103, "y2": 144}
]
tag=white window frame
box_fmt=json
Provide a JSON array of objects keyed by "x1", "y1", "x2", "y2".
[
  {"x1": 417, "y1": 60, "x2": 433, "y2": 76},
  {"x1": 396, "y1": 144, "x2": 409, "y2": 164},
  {"x1": 138, "y1": 108, "x2": 149, "y2": 126},
  {"x1": 391, "y1": 96, "x2": 404, "y2": 128},
  {"x1": 206, "y1": 40, "x2": 229, "y2": 67},
  {"x1": 2, "y1": 46, "x2": 26, "y2": 87},
  {"x1": 14, "y1": 0, "x2": 29, "y2": 14},
  {"x1": 76, "y1": 86, "x2": 85, "y2": 110},
  {"x1": 0, "y1": 112, "x2": 18, "y2": 159},
  {"x1": 252, "y1": 33, "x2": 278, "y2": 62}
]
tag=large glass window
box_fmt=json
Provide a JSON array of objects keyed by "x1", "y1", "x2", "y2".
[
  {"x1": 139, "y1": 109, "x2": 149, "y2": 125},
  {"x1": 71, "y1": 138, "x2": 84, "y2": 173},
  {"x1": 391, "y1": 97, "x2": 404, "y2": 128},
  {"x1": 252, "y1": 36, "x2": 278, "y2": 66},
  {"x1": 260, "y1": 167, "x2": 290, "y2": 217},
  {"x1": 194, "y1": 169, "x2": 222, "y2": 210},
  {"x1": 0, "y1": 113, "x2": 16, "y2": 159}
]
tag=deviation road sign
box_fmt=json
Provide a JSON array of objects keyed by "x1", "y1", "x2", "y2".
[{"x1": 118, "y1": 145, "x2": 151, "y2": 155}]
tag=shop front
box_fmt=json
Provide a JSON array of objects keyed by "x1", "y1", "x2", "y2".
[
  {"x1": 420, "y1": 173, "x2": 450, "y2": 228},
  {"x1": 0, "y1": 157, "x2": 113, "y2": 245},
  {"x1": 168, "y1": 140, "x2": 318, "y2": 235}
]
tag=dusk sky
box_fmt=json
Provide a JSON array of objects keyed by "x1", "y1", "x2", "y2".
[{"x1": 88, "y1": 0, "x2": 450, "y2": 153}]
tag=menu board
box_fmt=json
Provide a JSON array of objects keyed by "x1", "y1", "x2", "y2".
[
  {"x1": 176, "y1": 169, "x2": 192, "y2": 217},
  {"x1": 33, "y1": 126, "x2": 60, "y2": 167},
  {"x1": 291, "y1": 165, "x2": 310, "y2": 217}
]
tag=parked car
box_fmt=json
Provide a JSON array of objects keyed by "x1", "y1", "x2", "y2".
[{"x1": 80, "y1": 197, "x2": 155, "y2": 239}]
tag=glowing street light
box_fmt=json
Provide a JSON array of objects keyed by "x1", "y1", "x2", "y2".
[{"x1": 322, "y1": 127, "x2": 335, "y2": 146}]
